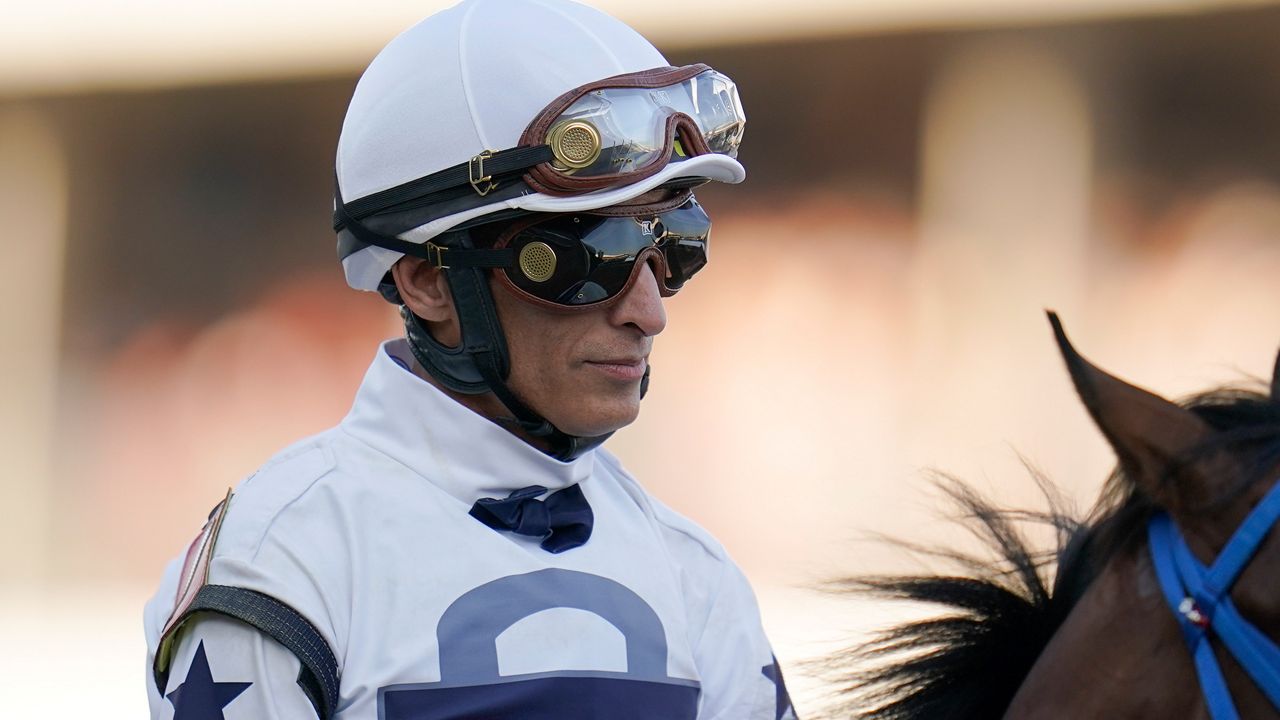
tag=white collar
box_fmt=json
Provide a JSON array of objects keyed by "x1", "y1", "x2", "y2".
[{"x1": 339, "y1": 339, "x2": 595, "y2": 505}]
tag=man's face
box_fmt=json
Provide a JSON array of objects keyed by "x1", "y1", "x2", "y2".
[{"x1": 490, "y1": 261, "x2": 668, "y2": 438}]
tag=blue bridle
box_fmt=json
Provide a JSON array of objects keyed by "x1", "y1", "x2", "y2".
[{"x1": 1148, "y1": 477, "x2": 1280, "y2": 720}]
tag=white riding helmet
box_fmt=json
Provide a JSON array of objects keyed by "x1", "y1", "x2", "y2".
[{"x1": 335, "y1": 0, "x2": 746, "y2": 292}]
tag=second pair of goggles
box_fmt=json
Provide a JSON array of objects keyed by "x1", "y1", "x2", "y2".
[
  {"x1": 429, "y1": 197, "x2": 711, "y2": 309},
  {"x1": 339, "y1": 65, "x2": 743, "y2": 223},
  {"x1": 522, "y1": 63, "x2": 745, "y2": 195}
]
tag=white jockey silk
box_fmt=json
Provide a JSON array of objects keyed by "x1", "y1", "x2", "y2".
[{"x1": 144, "y1": 340, "x2": 788, "y2": 719}]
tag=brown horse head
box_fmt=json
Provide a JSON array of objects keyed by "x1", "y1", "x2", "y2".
[
  {"x1": 1005, "y1": 314, "x2": 1280, "y2": 718},
  {"x1": 829, "y1": 314, "x2": 1280, "y2": 719}
]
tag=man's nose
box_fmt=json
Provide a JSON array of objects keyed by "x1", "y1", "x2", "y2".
[{"x1": 608, "y1": 257, "x2": 667, "y2": 337}]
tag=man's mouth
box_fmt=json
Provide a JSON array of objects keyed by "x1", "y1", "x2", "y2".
[{"x1": 583, "y1": 356, "x2": 648, "y2": 381}]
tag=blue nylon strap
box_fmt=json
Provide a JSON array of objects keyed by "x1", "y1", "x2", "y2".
[
  {"x1": 1146, "y1": 512, "x2": 1233, "y2": 712},
  {"x1": 1214, "y1": 601, "x2": 1280, "y2": 708},
  {"x1": 1169, "y1": 525, "x2": 1215, "y2": 625},
  {"x1": 1208, "y1": 481, "x2": 1280, "y2": 595},
  {"x1": 1192, "y1": 637, "x2": 1241, "y2": 720},
  {"x1": 1149, "y1": 514, "x2": 1241, "y2": 719},
  {"x1": 1211, "y1": 479, "x2": 1280, "y2": 709},
  {"x1": 1147, "y1": 477, "x2": 1280, "y2": 720},
  {"x1": 1148, "y1": 515, "x2": 1203, "y2": 646}
]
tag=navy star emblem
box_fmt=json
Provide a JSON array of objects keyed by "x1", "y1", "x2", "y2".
[{"x1": 167, "y1": 640, "x2": 252, "y2": 719}]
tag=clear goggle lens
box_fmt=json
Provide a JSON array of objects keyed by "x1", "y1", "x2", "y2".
[{"x1": 545, "y1": 69, "x2": 745, "y2": 177}]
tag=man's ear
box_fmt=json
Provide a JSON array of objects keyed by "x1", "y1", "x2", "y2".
[
  {"x1": 391, "y1": 257, "x2": 462, "y2": 348},
  {"x1": 392, "y1": 257, "x2": 454, "y2": 322}
]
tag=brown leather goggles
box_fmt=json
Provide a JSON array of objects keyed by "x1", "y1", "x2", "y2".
[{"x1": 518, "y1": 64, "x2": 745, "y2": 196}]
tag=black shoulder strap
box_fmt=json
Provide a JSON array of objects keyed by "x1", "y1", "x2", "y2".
[{"x1": 154, "y1": 584, "x2": 341, "y2": 720}]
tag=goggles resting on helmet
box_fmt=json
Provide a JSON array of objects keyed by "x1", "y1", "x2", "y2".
[
  {"x1": 522, "y1": 63, "x2": 744, "y2": 196},
  {"x1": 335, "y1": 64, "x2": 743, "y2": 230}
]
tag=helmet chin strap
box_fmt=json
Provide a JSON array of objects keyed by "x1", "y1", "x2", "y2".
[
  {"x1": 401, "y1": 234, "x2": 643, "y2": 461},
  {"x1": 336, "y1": 186, "x2": 639, "y2": 461}
]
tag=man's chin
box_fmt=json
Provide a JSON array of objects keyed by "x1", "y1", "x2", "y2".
[{"x1": 552, "y1": 400, "x2": 642, "y2": 439}]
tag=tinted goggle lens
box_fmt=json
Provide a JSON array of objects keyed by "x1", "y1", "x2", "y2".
[{"x1": 501, "y1": 200, "x2": 711, "y2": 307}]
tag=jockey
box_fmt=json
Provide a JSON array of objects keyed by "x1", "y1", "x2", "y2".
[{"x1": 143, "y1": 0, "x2": 795, "y2": 718}]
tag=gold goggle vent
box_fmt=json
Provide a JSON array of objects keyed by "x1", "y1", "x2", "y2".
[
  {"x1": 518, "y1": 242, "x2": 557, "y2": 282},
  {"x1": 548, "y1": 121, "x2": 602, "y2": 171}
]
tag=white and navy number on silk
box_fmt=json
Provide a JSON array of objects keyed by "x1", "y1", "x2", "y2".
[{"x1": 378, "y1": 568, "x2": 700, "y2": 719}]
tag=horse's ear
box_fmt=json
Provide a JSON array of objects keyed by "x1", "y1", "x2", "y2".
[
  {"x1": 1271, "y1": 346, "x2": 1279, "y2": 401},
  {"x1": 1047, "y1": 312, "x2": 1232, "y2": 517}
]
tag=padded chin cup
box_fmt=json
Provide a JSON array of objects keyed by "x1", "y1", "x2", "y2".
[{"x1": 402, "y1": 307, "x2": 490, "y2": 395}]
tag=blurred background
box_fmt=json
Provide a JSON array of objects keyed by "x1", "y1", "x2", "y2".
[{"x1": 4, "y1": 0, "x2": 1280, "y2": 715}]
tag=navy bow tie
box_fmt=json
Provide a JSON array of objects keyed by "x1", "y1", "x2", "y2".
[{"x1": 469, "y1": 484, "x2": 593, "y2": 553}]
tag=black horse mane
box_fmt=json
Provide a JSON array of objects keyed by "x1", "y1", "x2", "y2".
[{"x1": 822, "y1": 383, "x2": 1280, "y2": 720}]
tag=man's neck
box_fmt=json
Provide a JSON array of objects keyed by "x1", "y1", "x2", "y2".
[{"x1": 404, "y1": 355, "x2": 557, "y2": 455}]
